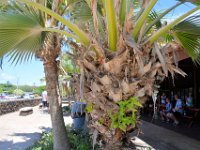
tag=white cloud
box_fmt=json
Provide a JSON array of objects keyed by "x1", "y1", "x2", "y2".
[{"x1": 0, "y1": 72, "x2": 16, "y2": 83}]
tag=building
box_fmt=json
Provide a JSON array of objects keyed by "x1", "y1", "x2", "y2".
[{"x1": 160, "y1": 49, "x2": 200, "y2": 107}]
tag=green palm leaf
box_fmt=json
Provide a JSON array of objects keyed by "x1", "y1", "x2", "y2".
[
  {"x1": 147, "y1": 5, "x2": 200, "y2": 44},
  {"x1": 172, "y1": 14, "x2": 200, "y2": 63},
  {"x1": 119, "y1": 0, "x2": 126, "y2": 26},
  {"x1": 132, "y1": 0, "x2": 158, "y2": 41},
  {"x1": 8, "y1": 32, "x2": 47, "y2": 65},
  {"x1": 15, "y1": 0, "x2": 90, "y2": 45},
  {"x1": 70, "y1": 0, "x2": 92, "y2": 22},
  {"x1": 144, "y1": 2, "x2": 183, "y2": 36},
  {"x1": 104, "y1": 0, "x2": 118, "y2": 51},
  {"x1": 0, "y1": 12, "x2": 47, "y2": 64},
  {"x1": 173, "y1": 14, "x2": 200, "y2": 35},
  {"x1": 148, "y1": 10, "x2": 162, "y2": 29},
  {"x1": 177, "y1": 0, "x2": 200, "y2": 6}
]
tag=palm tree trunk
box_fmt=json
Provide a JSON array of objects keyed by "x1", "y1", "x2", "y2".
[{"x1": 43, "y1": 60, "x2": 70, "y2": 150}]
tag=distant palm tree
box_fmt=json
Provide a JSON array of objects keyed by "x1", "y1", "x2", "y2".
[
  {"x1": 59, "y1": 52, "x2": 80, "y2": 100},
  {"x1": 0, "y1": 0, "x2": 200, "y2": 149}
]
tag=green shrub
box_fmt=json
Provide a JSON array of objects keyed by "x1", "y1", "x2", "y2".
[
  {"x1": 67, "y1": 128, "x2": 93, "y2": 150},
  {"x1": 27, "y1": 132, "x2": 53, "y2": 150},
  {"x1": 27, "y1": 126, "x2": 98, "y2": 150}
]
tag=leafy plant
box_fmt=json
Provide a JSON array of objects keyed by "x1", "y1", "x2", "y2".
[
  {"x1": 111, "y1": 97, "x2": 142, "y2": 132},
  {"x1": 27, "y1": 132, "x2": 53, "y2": 150},
  {"x1": 85, "y1": 101, "x2": 93, "y2": 113},
  {"x1": 28, "y1": 126, "x2": 99, "y2": 150},
  {"x1": 0, "y1": 83, "x2": 16, "y2": 93},
  {"x1": 67, "y1": 129, "x2": 94, "y2": 150}
]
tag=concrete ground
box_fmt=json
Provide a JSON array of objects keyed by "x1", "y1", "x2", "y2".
[
  {"x1": 137, "y1": 121, "x2": 200, "y2": 150},
  {"x1": 0, "y1": 106, "x2": 72, "y2": 150},
  {"x1": 0, "y1": 106, "x2": 200, "y2": 150}
]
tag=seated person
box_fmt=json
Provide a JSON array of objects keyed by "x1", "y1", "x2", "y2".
[
  {"x1": 161, "y1": 93, "x2": 166, "y2": 105},
  {"x1": 173, "y1": 94, "x2": 183, "y2": 115},
  {"x1": 160, "y1": 97, "x2": 172, "y2": 122},
  {"x1": 166, "y1": 94, "x2": 183, "y2": 125},
  {"x1": 186, "y1": 92, "x2": 193, "y2": 107}
]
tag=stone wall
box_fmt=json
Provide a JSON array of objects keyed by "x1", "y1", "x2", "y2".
[{"x1": 0, "y1": 98, "x2": 41, "y2": 116}]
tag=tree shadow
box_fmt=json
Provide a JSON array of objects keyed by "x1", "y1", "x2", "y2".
[{"x1": 0, "y1": 127, "x2": 51, "y2": 150}]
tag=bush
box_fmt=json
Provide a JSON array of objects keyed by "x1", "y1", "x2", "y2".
[
  {"x1": 67, "y1": 128, "x2": 93, "y2": 150},
  {"x1": 27, "y1": 126, "x2": 98, "y2": 150},
  {"x1": 27, "y1": 132, "x2": 53, "y2": 150}
]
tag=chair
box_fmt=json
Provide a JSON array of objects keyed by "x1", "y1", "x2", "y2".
[{"x1": 183, "y1": 107, "x2": 200, "y2": 128}]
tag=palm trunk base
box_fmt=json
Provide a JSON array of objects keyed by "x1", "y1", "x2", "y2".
[{"x1": 44, "y1": 60, "x2": 70, "y2": 150}]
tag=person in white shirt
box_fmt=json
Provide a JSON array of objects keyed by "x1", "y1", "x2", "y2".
[
  {"x1": 42, "y1": 90, "x2": 48, "y2": 108},
  {"x1": 186, "y1": 92, "x2": 193, "y2": 107},
  {"x1": 173, "y1": 95, "x2": 183, "y2": 114},
  {"x1": 161, "y1": 93, "x2": 167, "y2": 105}
]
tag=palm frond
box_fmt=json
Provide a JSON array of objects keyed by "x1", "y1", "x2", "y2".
[
  {"x1": 147, "y1": 5, "x2": 200, "y2": 44},
  {"x1": 7, "y1": 32, "x2": 47, "y2": 65},
  {"x1": 15, "y1": 0, "x2": 90, "y2": 45},
  {"x1": 177, "y1": 0, "x2": 200, "y2": 6},
  {"x1": 69, "y1": 0, "x2": 105, "y2": 42},
  {"x1": 0, "y1": 12, "x2": 46, "y2": 64},
  {"x1": 173, "y1": 14, "x2": 200, "y2": 35},
  {"x1": 132, "y1": 0, "x2": 158, "y2": 41},
  {"x1": 172, "y1": 13, "x2": 200, "y2": 63},
  {"x1": 144, "y1": 2, "x2": 183, "y2": 36},
  {"x1": 104, "y1": 0, "x2": 118, "y2": 51},
  {"x1": 165, "y1": 34, "x2": 174, "y2": 43},
  {"x1": 70, "y1": 0, "x2": 92, "y2": 22},
  {"x1": 146, "y1": 10, "x2": 175, "y2": 43},
  {"x1": 148, "y1": 10, "x2": 162, "y2": 29},
  {"x1": 119, "y1": 0, "x2": 126, "y2": 26},
  {"x1": 173, "y1": 32, "x2": 200, "y2": 61}
]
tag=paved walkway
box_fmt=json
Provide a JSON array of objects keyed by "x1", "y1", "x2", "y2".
[
  {"x1": 0, "y1": 106, "x2": 72, "y2": 150},
  {"x1": 137, "y1": 121, "x2": 200, "y2": 150},
  {"x1": 0, "y1": 107, "x2": 200, "y2": 150}
]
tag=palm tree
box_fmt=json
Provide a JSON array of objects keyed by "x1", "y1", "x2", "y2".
[
  {"x1": 1, "y1": 0, "x2": 200, "y2": 149},
  {"x1": 0, "y1": 1, "x2": 72, "y2": 149},
  {"x1": 65, "y1": 0, "x2": 200, "y2": 148},
  {"x1": 59, "y1": 52, "x2": 80, "y2": 101}
]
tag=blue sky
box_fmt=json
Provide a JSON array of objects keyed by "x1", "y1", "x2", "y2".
[
  {"x1": 0, "y1": 58, "x2": 45, "y2": 86},
  {"x1": 154, "y1": 1, "x2": 195, "y2": 20},
  {"x1": 0, "y1": 0, "x2": 197, "y2": 86}
]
